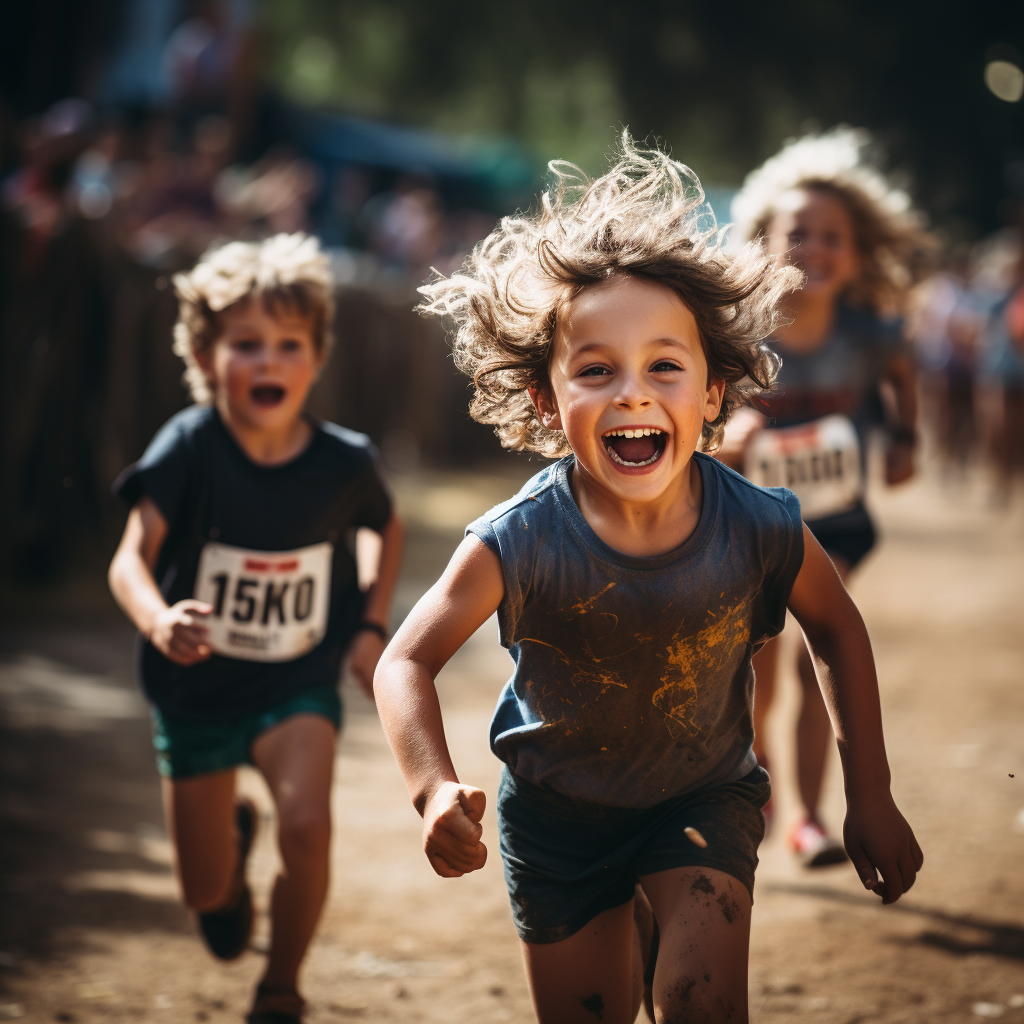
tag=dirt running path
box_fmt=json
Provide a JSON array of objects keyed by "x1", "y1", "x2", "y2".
[{"x1": 1, "y1": 465, "x2": 1023, "y2": 1023}]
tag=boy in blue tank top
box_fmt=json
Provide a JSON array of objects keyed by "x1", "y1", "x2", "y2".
[{"x1": 374, "y1": 136, "x2": 922, "y2": 1024}]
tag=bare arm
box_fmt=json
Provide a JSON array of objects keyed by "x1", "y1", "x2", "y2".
[
  {"x1": 882, "y1": 351, "x2": 919, "y2": 485},
  {"x1": 347, "y1": 511, "x2": 406, "y2": 697},
  {"x1": 374, "y1": 534, "x2": 505, "y2": 877},
  {"x1": 361, "y1": 512, "x2": 405, "y2": 628},
  {"x1": 787, "y1": 524, "x2": 923, "y2": 903},
  {"x1": 108, "y1": 497, "x2": 213, "y2": 666}
]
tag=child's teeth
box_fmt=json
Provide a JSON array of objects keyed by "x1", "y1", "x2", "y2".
[{"x1": 606, "y1": 447, "x2": 661, "y2": 468}]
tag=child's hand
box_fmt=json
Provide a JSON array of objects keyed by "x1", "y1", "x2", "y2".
[
  {"x1": 844, "y1": 791, "x2": 924, "y2": 904},
  {"x1": 149, "y1": 600, "x2": 213, "y2": 666},
  {"x1": 422, "y1": 782, "x2": 487, "y2": 878},
  {"x1": 347, "y1": 629, "x2": 386, "y2": 700}
]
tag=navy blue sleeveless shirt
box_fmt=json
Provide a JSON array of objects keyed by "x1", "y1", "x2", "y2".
[{"x1": 467, "y1": 453, "x2": 803, "y2": 808}]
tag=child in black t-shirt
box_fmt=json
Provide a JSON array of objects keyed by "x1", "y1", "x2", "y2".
[{"x1": 109, "y1": 234, "x2": 404, "y2": 1024}]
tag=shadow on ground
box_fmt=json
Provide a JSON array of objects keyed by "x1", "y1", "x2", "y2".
[
  {"x1": 0, "y1": 620, "x2": 191, "y2": 974},
  {"x1": 766, "y1": 881, "x2": 1024, "y2": 962}
]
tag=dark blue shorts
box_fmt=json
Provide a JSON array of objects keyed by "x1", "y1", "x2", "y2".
[
  {"x1": 497, "y1": 765, "x2": 771, "y2": 944},
  {"x1": 151, "y1": 685, "x2": 342, "y2": 779},
  {"x1": 807, "y1": 503, "x2": 876, "y2": 570}
]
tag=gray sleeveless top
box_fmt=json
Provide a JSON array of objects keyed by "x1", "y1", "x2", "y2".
[{"x1": 467, "y1": 453, "x2": 803, "y2": 808}]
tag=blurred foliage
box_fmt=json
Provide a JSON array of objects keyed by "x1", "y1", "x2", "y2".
[{"x1": 257, "y1": 0, "x2": 1023, "y2": 235}]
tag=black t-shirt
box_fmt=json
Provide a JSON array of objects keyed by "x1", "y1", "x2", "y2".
[{"x1": 114, "y1": 405, "x2": 392, "y2": 721}]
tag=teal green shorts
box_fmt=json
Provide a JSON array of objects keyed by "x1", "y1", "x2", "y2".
[{"x1": 151, "y1": 686, "x2": 342, "y2": 779}]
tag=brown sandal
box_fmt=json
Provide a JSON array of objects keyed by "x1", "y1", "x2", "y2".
[{"x1": 245, "y1": 984, "x2": 305, "y2": 1024}]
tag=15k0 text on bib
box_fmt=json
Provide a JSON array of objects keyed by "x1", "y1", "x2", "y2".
[{"x1": 194, "y1": 541, "x2": 333, "y2": 662}]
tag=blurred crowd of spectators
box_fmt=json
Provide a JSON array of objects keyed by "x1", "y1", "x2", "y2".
[
  {"x1": 908, "y1": 228, "x2": 1024, "y2": 502},
  {"x1": 0, "y1": 96, "x2": 496, "y2": 283},
  {"x1": 0, "y1": 91, "x2": 499, "y2": 584}
]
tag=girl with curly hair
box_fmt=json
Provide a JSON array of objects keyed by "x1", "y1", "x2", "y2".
[
  {"x1": 374, "y1": 135, "x2": 921, "y2": 1023},
  {"x1": 720, "y1": 128, "x2": 932, "y2": 868}
]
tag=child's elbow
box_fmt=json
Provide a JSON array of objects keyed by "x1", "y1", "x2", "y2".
[
  {"x1": 107, "y1": 549, "x2": 125, "y2": 598},
  {"x1": 371, "y1": 647, "x2": 396, "y2": 700}
]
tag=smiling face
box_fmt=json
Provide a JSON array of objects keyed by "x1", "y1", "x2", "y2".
[
  {"x1": 197, "y1": 297, "x2": 322, "y2": 438},
  {"x1": 765, "y1": 186, "x2": 860, "y2": 304},
  {"x1": 531, "y1": 275, "x2": 724, "y2": 506}
]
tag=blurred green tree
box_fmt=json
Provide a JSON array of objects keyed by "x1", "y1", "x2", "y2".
[{"x1": 259, "y1": 0, "x2": 1023, "y2": 236}]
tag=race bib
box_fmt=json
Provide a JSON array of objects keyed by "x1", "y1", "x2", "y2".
[
  {"x1": 744, "y1": 414, "x2": 862, "y2": 520},
  {"x1": 194, "y1": 541, "x2": 333, "y2": 662}
]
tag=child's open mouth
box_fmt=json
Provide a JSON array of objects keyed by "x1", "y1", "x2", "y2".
[
  {"x1": 601, "y1": 427, "x2": 668, "y2": 468},
  {"x1": 251, "y1": 385, "x2": 286, "y2": 407}
]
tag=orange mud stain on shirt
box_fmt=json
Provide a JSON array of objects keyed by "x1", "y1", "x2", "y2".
[
  {"x1": 652, "y1": 602, "x2": 751, "y2": 740},
  {"x1": 570, "y1": 582, "x2": 617, "y2": 615}
]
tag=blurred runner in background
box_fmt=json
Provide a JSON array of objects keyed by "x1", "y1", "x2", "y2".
[
  {"x1": 978, "y1": 242, "x2": 1024, "y2": 502},
  {"x1": 721, "y1": 128, "x2": 932, "y2": 867},
  {"x1": 907, "y1": 246, "x2": 982, "y2": 483},
  {"x1": 108, "y1": 235, "x2": 404, "y2": 1024}
]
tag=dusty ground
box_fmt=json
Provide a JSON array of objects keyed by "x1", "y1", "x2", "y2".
[{"x1": 1, "y1": 459, "x2": 1024, "y2": 1023}]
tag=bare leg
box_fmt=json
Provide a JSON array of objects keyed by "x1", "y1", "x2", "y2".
[
  {"x1": 522, "y1": 899, "x2": 640, "y2": 1024},
  {"x1": 251, "y1": 713, "x2": 336, "y2": 995},
  {"x1": 640, "y1": 866, "x2": 751, "y2": 1024},
  {"x1": 794, "y1": 641, "x2": 832, "y2": 820},
  {"x1": 794, "y1": 555, "x2": 850, "y2": 824},
  {"x1": 161, "y1": 770, "x2": 238, "y2": 912},
  {"x1": 751, "y1": 636, "x2": 780, "y2": 767},
  {"x1": 634, "y1": 886, "x2": 657, "y2": 1022}
]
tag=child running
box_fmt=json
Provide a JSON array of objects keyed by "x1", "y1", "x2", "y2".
[
  {"x1": 108, "y1": 234, "x2": 404, "y2": 1024},
  {"x1": 373, "y1": 137, "x2": 922, "y2": 1024},
  {"x1": 721, "y1": 129, "x2": 930, "y2": 866}
]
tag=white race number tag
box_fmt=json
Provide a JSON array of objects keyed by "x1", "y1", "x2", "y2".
[
  {"x1": 194, "y1": 541, "x2": 333, "y2": 662},
  {"x1": 744, "y1": 414, "x2": 862, "y2": 519}
]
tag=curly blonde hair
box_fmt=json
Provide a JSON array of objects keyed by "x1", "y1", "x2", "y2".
[
  {"x1": 731, "y1": 127, "x2": 933, "y2": 316},
  {"x1": 418, "y1": 133, "x2": 800, "y2": 456},
  {"x1": 172, "y1": 233, "x2": 335, "y2": 403}
]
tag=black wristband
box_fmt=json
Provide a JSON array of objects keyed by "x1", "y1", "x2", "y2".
[
  {"x1": 356, "y1": 620, "x2": 388, "y2": 641},
  {"x1": 890, "y1": 426, "x2": 918, "y2": 446}
]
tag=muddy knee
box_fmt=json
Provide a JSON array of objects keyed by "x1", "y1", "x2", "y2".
[{"x1": 658, "y1": 977, "x2": 746, "y2": 1024}]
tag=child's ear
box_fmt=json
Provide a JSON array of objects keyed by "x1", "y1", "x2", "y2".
[
  {"x1": 528, "y1": 386, "x2": 563, "y2": 431},
  {"x1": 704, "y1": 379, "x2": 726, "y2": 423},
  {"x1": 194, "y1": 346, "x2": 216, "y2": 386},
  {"x1": 312, "y1": 346, "x2": 327, "y2": 381}
]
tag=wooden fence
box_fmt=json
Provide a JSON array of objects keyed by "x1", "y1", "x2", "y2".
[{"x1": 0, "y1": 214, "x2": 503, "y2": 583}]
